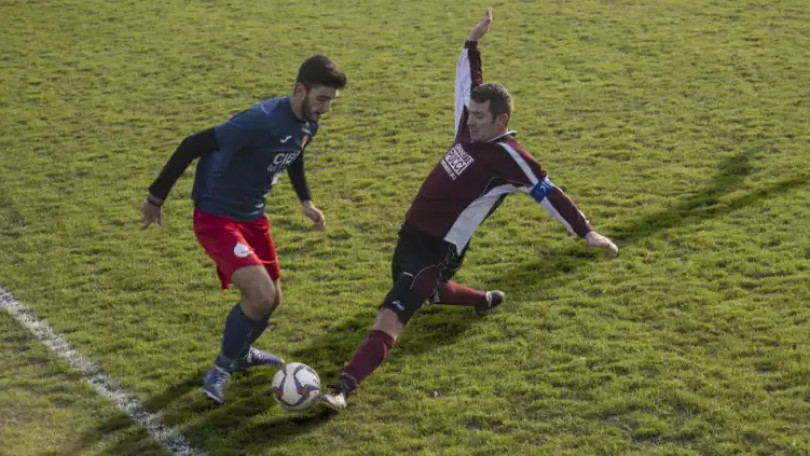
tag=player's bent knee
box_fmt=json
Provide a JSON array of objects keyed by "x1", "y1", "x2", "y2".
[
  {"x1": 241, "y1": 295, "x2": 275, "y2": 319},
  {"x1": 272, "y1": 280, "x2": 283, "y2": 309},
  {"x1": 380, "y1": 273, "x2": 426, "y2": 327},
  {"x1": 238, "y1": 285, "x2": 277, "y2": 318},
  {"x1": 232, "y1": 266, "x2": 278, "y2": 317}
]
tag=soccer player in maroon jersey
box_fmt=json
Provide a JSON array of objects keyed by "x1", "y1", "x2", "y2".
[{"x1": 320, "y1": 8, "x2": 618, "y2": 411}]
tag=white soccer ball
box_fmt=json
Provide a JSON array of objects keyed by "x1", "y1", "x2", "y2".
[{"x1": 271, "y1": 362, "x2": 321, "y2": 411}]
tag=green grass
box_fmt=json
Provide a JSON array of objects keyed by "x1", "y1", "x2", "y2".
[
  {"x1": 0, "y1": 312, "x2": 168, "y2": 456},
  {"x1": 2, "y1": 0, "x2": 810, "y2": 454}
]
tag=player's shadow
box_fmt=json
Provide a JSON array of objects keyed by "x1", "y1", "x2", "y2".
[
  {"x1": 54, "y1": 301, "x2": 482, "y2": 456},
  {"x1": 489, "y1": 146, "x2": 808, "y2": 299},
  {"x1": 610, "y1": 145, "x2": 801, "y2": 243},
  {"x1": 285, "y1": 146, "x2": 810, "y2": 402},
  {"x1": 53, "y1": 296, "x2": 483, "y2": 455},
  {"x1": 287, "y1": 298, "x2": 485, "y2": 383},
  {"x1": 54, "y1": 367, "x2": 341, "y2": 456},
  {"x1": 56, "y1": 147, "x2": 808, "y2": 455}
]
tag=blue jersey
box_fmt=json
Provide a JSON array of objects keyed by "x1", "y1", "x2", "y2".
[{"x1": 192, "y1": 97, "x2": 318, "y2": 221}]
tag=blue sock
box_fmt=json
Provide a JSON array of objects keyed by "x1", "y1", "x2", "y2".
[
  {"x1": 215, "y1": 303, "x2": 260, "y2": 371},
  {"x1": 239, "y1": 317, "x2": 269, "y2": 358}
]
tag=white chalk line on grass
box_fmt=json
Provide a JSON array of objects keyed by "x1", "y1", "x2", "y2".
[{"x1": 0, "y1": 287, "x2": 205, "y2": 456}]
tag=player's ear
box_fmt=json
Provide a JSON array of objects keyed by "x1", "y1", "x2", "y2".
[
  {"x1": 496, "y1": 112, "x2": 509, "y2": 127},
  {"x1": 292, "y1": 82, "x2": 307, "y2": 97}
]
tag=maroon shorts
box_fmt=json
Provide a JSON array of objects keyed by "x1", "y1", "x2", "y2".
[{"x1": 193, "y1": 209, "x2": 281, "y2": 289}]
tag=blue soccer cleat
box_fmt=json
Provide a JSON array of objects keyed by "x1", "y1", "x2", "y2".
[
  {"x1": 231, "y1": 347, "x2": 285, "y2": 371},
  {"x1": 202, "y1": 365, "x2": 231, "y2": 405}
]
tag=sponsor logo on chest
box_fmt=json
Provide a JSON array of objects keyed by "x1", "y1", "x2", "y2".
[
  {"x1": 266, "y1": 150, "x2": 301, "y2": 173},
  {"x1": 440, "y1": 144, "x2": 474, "y2": 180},
  {"x1": 265, "y1": 134, "x2": 310, "y2": 174}
]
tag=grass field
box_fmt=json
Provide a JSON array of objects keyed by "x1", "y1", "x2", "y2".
[{"x1": 2, "y1": 0, "x2": 810, "y2": 454}]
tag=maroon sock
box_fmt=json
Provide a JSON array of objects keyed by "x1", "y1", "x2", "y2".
[
  {"x1": 342, "y1": 330, "x2": 395, "y2": 391},
  {"x1": 436, "y1": 280, "x2": 488, "y2": 307}
]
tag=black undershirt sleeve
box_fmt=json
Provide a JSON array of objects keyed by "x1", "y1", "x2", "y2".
[
  {"x1": 286, "y1": 152, "x2": 312, "y2": 202},
  {"x1": 148, "y1": 128, "x2": 218, "y2": 201}
]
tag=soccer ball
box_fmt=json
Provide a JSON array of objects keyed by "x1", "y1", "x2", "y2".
[{"x1": 271, "y1": 362, "x2": 321, "y2": 411}]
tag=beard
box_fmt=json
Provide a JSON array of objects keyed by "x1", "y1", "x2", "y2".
[{"x1": 300, "y1": 94, "x2": 319, "y2": 122}]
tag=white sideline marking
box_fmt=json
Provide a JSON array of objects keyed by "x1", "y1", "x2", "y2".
[{"x1": 0, "y1": 287, "x2": 205, "y2": 456}]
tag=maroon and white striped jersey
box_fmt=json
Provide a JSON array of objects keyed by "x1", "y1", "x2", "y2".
[{"x1": 404, "y1": 41, "x2": 592, "y2": 254}]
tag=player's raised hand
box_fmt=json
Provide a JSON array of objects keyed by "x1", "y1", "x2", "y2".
[
  {"x1": 301, "y1": 200, "x2": 325, "y2": 231},
  {"x1": 468, "y1": 7, "x2": 493, "y2": 42},
  {"x1": 585, "y1": 231, "x2": 619, "y2": 258},
  {"x1": 138, "y1": 195, "x2": 164, "y2": 230}
]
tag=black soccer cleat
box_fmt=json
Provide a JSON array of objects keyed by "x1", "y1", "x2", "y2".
[
  {"x1": 476, "y1": 290, "x2": 505, "y2": 316},
  {"x1": 319, "y1": 374, "x2": 356, "y2": 413},
  {"x1": 319, "y1": 390, "x2": 347, "y2": 412}
]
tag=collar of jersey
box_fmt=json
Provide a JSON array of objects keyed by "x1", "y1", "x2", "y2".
[{"x1": 490, "y1": 130, "x2": 518, "y2": 143}]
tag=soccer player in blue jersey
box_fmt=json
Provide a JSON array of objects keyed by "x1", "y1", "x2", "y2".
[{"x1": 139, "y1": 55, "x2": 346, "y2": 404}]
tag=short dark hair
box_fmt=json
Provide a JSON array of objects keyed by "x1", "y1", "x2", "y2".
[
  {"x1": 470, "y1": 83, "x2": 513, "y2": 120},
  {"x1": 296, "y1": 55, "x2": 347, "y2": 90}
]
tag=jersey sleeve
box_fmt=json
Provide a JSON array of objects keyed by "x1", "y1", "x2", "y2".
[
  {"x1": 538, "y1": 185, "x2": 593, "y2": 238},
  {"x1": 492, "y1": 142, "x2": 593, "y2": 238},
  {"x1": 454, "y1": 41, "x2": 483, "y2": 143},
  {"x1": 286, "y1": 153, "x2": 312, "y2": 202},
  {"x1": 213, "y1": 105, "x2": 269, "y2": 152},
  {"x1": 148, "y1": 128, "x2": 218, "y2": 200}
]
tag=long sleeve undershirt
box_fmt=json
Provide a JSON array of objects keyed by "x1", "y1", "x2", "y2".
[{"x1": 148, "y1": 128, "x2": 312, "y2": 202}]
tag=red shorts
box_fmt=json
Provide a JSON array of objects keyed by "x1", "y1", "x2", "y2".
[{"x1": 193, "y1": 209, "x2": 281, "y2": 289}]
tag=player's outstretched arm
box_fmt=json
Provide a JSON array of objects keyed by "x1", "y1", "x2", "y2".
[
  {"x1": 138, "y1": 128, "x2": 218, "y2": 230},
  {"x1": 526, "y1": 176, "x2": 618, "y2": 259},
  {"x1": 454, "y1": 8, "x2": 491, "y2": 141},
  {"x1": 585, "y1": 231, "x2": 619, "y2": 258},
  {"x1": 468, "y1": 7, "x2": 492, "y2": 42}
]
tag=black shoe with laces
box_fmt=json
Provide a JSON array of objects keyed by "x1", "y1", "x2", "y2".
[
  {"x1": 476, "y1": 290, "x2": 505, "y2": 316},
  {"x1": 320, "y1": 374, "x2": 357, "y2": 412}
]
